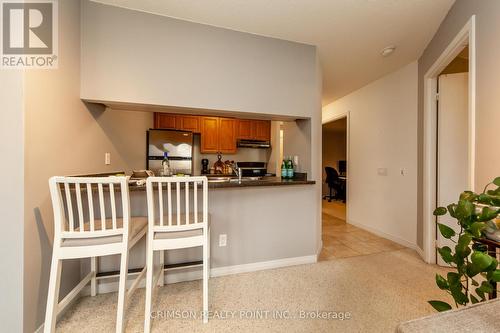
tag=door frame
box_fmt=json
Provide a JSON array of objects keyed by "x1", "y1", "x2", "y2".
[
  {"x1": 322, "y1": 111, "x2": 350, "y2": 225},
  {"x1": 422, "y1": 16, "x2": 476, "y2": 264}
]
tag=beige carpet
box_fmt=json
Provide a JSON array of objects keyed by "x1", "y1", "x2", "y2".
[{"x1": 57, "y1": 249, "x2": 451, "y2": 332}]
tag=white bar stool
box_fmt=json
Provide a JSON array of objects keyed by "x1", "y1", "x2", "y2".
[
  {"x1": 144, "y1": 176, "x2": 210, "y2": 332},
  {"x1": 44, "y1": 176, "x2": 147, "y2": 333}
]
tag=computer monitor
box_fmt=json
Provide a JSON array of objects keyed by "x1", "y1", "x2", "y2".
[{"x1": 338, "y1": 160, "x2": 347, "y2": 175}]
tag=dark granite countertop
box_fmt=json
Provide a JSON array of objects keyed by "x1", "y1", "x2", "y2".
[{"x1": 128, "y1": 176, "x2": 315, "y2": 190}]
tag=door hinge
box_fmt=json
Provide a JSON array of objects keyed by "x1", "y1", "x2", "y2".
[{"x1": 435, "y1": 93, "x2": 440, "y2": 101}]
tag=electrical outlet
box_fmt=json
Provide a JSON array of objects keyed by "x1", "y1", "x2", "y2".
[
  {"x1": 219, "y1": 234, "x2": 227, "y2": 247},
  {"x1": 377, "y1": 168, "x2": 387, "y2": 176},
  {"x1": 105, "y1": 153, "x2": 111, "y2": 165}
]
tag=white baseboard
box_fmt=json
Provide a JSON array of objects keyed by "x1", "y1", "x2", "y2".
[
  {"x1": 316, "y1": 240, "x2": 323, "y2": 261},
  {"x1": 415, "y1": 246, "x2": 425, "y2": 260},
  {"x1": 211, "y1": 255, "x2": 317, "y2": 277},
  {"x1": 35, "y1": 323, "x2": 44, "y2": 333},
  {"x1": 80, "y1": 254, "x2": 318, "y2": 296},
  {"x1": 347, "y1": 219, "x2": 417, "y2": 250}
]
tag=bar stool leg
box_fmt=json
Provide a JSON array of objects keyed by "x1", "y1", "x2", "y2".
[
  {"x1": 144, "y1": 238, "x2": 154, "y2": 333},
  {"x1": 90, "y1": 256, "x2": 97, "y2": 296},
  {"x1": 44, "y1": 255, "x2": 62, "y2": 333},
  {"x1": 203, "y1": 235, "x2": 209, "y2": 323},
  {"x1": 116, "y1": 248, "x2": 129, "y2": 333},
  {"x1": 158, "y1": 250, "x2": 165, "y2": 287}
]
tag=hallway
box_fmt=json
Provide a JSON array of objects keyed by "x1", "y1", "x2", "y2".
[{"x1": 320, "y1": 201, "x2": 405, "y2": 260}]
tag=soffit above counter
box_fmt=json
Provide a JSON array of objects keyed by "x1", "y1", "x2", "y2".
[{"x1": 82, "y1": 98, "x2": 308, "y2": 122}]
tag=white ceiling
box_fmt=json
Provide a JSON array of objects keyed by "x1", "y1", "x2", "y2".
[{"x1": 93, "y1": 0, "x2": 455, "y2": 105}]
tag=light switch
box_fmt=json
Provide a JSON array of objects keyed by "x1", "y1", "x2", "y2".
[
  {"x1": 377, "y1": 168, "x2": 387, "y2": 176},
  {"x1": 105, "y1": 153, "x2": 111, "y2": 165},
  {"x1": 400, "y1": 168, "x2": 406, "y2": 176},
  {"x1": 219, "y1": 234, "x2": 227, "y2": 247}
]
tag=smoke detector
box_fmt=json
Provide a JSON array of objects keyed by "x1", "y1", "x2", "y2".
[{"x1": 381, "y1": 46, "x2": 396, "y2": 57}]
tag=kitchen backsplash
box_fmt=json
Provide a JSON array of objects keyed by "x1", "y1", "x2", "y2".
[{"x1": 192, "y1": 134, "x2": 269, "y2": 175}]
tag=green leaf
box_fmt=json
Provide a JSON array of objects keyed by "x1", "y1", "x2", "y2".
[
  {"x1": 447, "y1": 204, "x2": 458, "y2": 218},
  {"x1": 428, "y1": 300, "x2": 452, "y2": 312},
  {"x1": 490, "y1": 270, "x2": 500, "y2": 282},
  {"x1": 470, "y1": 294, "x2": 480, "y2": 304},
  {"x1": 433, "y1": 207, "x2": 448, "y2": 216},
  {"x1": 493, "y1": 177, "x2": 500, "y2": 187},
  {"x1": 477, "y1": 193, "x2": 493, "y2": 205},
  {"x1": 471, "y1": 251, "x2": 494, "y2": 271},
  {"x1": 456, "y1": 199, "x2": 474, "y2": 219},
  {"x1": 485, "y1": 258, "x2": 498, "y2": 272},
  {"x1": 476, "y1": 287, "x2": 486, "y2": 300},
  {"x1": 466, "y1": 263, "x2": 481, "y2": 278},
  {"x1": 450, "y1": 284, "x2": 468, "y2": 305},
  {"x1": 477, "y1": 207, "x2": 499, "y2": 222},
  {"x1": 435, "y1": 274, "x2": 449, "y2": 290},
  {"x1": 460, "y1": 191, "x2": 477, "y2": 202},
  {"x1": 447, "y1": 272, "x2": 460, "y2": 286},
  {"x1": 477, "y1": 281, "x2": 493, "y2": 294},
  {"x1": 438, "y1": 223, "x2": 456, "y2": 239},
  {"x1": 456, "y1": 234, "x2": 473, "y2": 257},
  {"x1": 470, "y1": 222, "x2": 487, "y2": 237},
  {"x1": 438, "y1": 246, "x2": 454, "y2": 264}
]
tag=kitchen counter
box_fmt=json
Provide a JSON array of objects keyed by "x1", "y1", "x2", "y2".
[
  {"x1": 76, "y1": 172, "x2": 320, "y2": 291},
  {"x1": 128, "y1": 176, "x2": 315, "y2": 190}
]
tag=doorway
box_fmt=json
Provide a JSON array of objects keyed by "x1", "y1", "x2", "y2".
[
  {"x1": 320, "y1": 115, "x2": 405, "y2": 260},
  {"x1": 423, "y1": 16, "x2": 476, "y2": 264},
  {"x1": 436, "y1": 49, "x2": 469, "y2": 265}
]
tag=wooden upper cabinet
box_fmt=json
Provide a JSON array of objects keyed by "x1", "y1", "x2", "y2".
[
  {"x1": 177, "y1": 115, "x2": 200, "y2": 133},
  {"x1": 236, "y1": 119, "x2": 271, "y2": 141},
  {"x1": 154, "y1": 113, "x2": 269, "y2": 154},
  {"x1": 236, "y1": 119, "x2": 254, "y2": 139},
  {"x1": 200, "y1": 117, "x2": 219, "y2": 153},
  {"x1": 154, "y1": 113, "x2": 176, "y2": 129},
  {"x1": 254, "y1": 120, "x2": 271, "y2": 141},
  {"x1": 218, "y1": 118, "x2": 237, "y2": 153}
]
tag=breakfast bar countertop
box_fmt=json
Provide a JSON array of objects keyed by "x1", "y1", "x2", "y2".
[{"x1": 129, "y1": 176, "x2": 315, "y2": 190}]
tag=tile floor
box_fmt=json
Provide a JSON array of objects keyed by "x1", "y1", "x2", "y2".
[{"x1": 320, "y1": 200, "x2": 405, "y2": 260}]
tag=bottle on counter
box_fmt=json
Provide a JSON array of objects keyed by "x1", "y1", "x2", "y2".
[
  {"x1": 286, "y1": 157, "x2": 294, "y2": 179},
  {"x1": 281, "y1": 158, "x2": 287, "y2": 179},
  {"x1": 162, "y1": 151, "x2": 172, "y2": 176}
]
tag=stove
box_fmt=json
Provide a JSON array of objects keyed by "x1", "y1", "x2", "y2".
[{"x1": 235, "y1": 162, "x2": 267, "y2": 177}]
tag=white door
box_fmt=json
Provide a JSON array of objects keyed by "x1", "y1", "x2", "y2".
[{"x1": 436, "y1": 73, "x2": 469, "y2": 266}]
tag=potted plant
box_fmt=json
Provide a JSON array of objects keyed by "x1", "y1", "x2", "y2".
[{"x1": 429, "y1": 177, "x2": 500, "y2": 312}]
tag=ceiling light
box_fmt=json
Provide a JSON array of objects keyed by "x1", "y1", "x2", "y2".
[{"x1": 381, "y1": 46, "x2": 396, "y2": 57}]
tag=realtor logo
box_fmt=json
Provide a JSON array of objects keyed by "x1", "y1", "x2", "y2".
[{"x1": 1, "y1": 0, "x2": 58, "y2": 68}]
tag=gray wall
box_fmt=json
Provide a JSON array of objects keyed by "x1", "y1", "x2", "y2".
[
  {"x1": 23, "y1": 1, "x2": 153, "y2": 331},
  {"x1": 21, "y1": 1, "x2": 321, "y2": 331},
  {"x1": 0, "y1": 69, "x2": 24, "y2": 332},
  {"x1": 417, "y1": 0, "x2": 500, "y2": 247},
  {"x1": 81, "y1": 1, "x2": 318, "y2": 119}
]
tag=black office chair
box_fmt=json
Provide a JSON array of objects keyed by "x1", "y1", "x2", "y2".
[{"x1": 323, "y1": 167, "x2": 345, "y2": 202}]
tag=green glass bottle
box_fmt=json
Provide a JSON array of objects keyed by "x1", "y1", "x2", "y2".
[
  {"x1": 281, "y1": 158, "x2": 287, "y2": 179},
  {"x1": 286, "y1": 156, "x2": 294, "y2": 179}
]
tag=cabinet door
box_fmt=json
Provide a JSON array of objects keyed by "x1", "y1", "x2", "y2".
[
  {"x1": 154, "y1": 113, "x2": 177, "y2": 129},
  {"x1": 218, "y1": 118, "x2": 237, "y2": 153},
  {"x1": 177, "y1": 115, "x2": 200, "y2": 133},
  {"x1": 236, "y1": 119, "x2": 253, "y2": 139},
  {"x1": 254, "y1": 120, "x2": 271, "y2": 141},
  {"x1": 200, "y1": 117, "x2": 219, "y2": 153}
]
